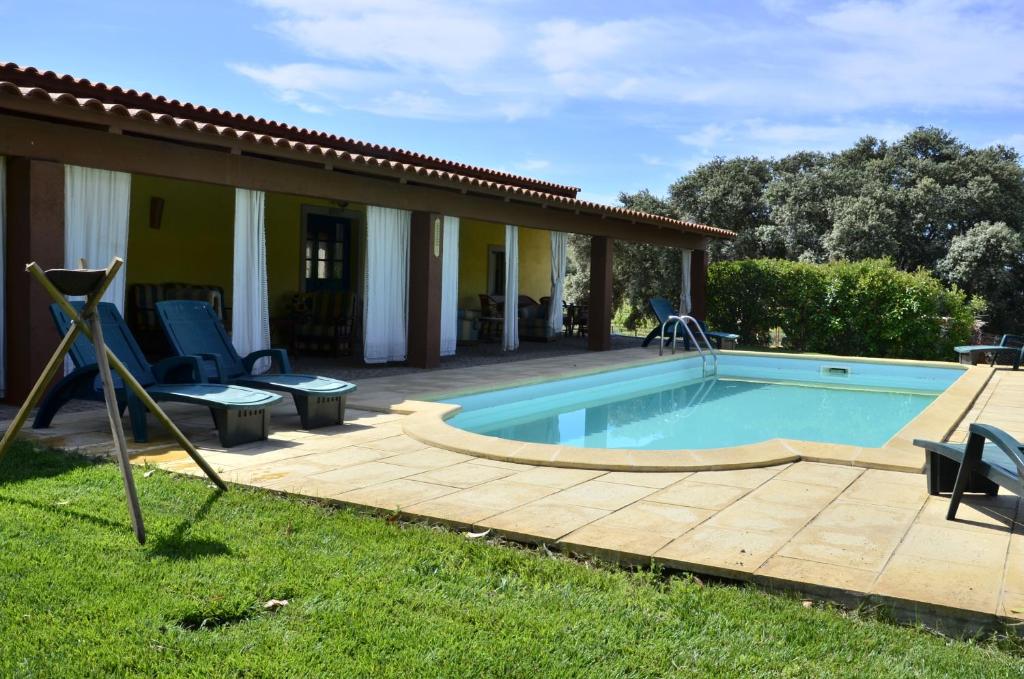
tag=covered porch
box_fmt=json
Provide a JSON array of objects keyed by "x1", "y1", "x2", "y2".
[{"x1": 0, "y1": 63, "x2": 724, "y2": 404}]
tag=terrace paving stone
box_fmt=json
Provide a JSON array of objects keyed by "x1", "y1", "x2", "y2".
[
  {"x1": 915, "y1": 494, "x2": 1018, "y2": 534},
  {"x1": 775, "y1": 501, "x2": 917, "y2": 571},
  {"x1": 646, "y1": 481, "x2": 750, "y2": 511},
  {"x1": 755, "y1": 556, "x2": 877, "y2": 597},
  {"x1": 688, "y1": 465, "x2": 787, "y2": 489},
  {"x1": 501, "y1": 466, "x2": 606, "y2": 489},
  {"x1": 546, "y1": 480, "x2": 656, "y2": 511},
  {"x1": 702, "y1": 497, "x2": 824, "y2": 536},
  {"x1": 560, "y1": 525, "x2": 679, "y2": 563},
  {"x1": 656, "y1": 526, "x2": 790, "y2": 578},
  {"x1": 480, "y1": 500, "x2": 610, "y2": 542},
  {"x1": 600, "y1": 471, "x2": 691, "y2": 488},
  {"x1": 384, "y1": 448, "x2": 475, "y2": 469},
  {"x1": 872, "y1": 553, "x2": 1003, "y2": 616},
  {"x1": 585, "y1": 501, "x2": 714, "y2": 537},
  {"x1": 893, "y1": 523, "x2": 1009, "y2": 570},
  {"x1": 774, "y1": 461, "x2": 864, "y2": 488},
  {"x1": 404, "y1": 479, "x2": 558, "y2": 526},
  {"x1": 309, "y1": 461, "x2": 423, "y2": 495},
  {"x1": 839, "y1": 474, "x2": 930, "y2": 510},
  {"x1": 361, "y1": 435, "x2": 432, "y2": 454},
  {"x1": 408, "y1": 461, "x2": 518, "y2": 488},
  {"x1": 745, "y1": 479, "x2": 844, "y2": 509},
  {"x1": 335, "y1": 479, "x2": 460, "y2": 511}
]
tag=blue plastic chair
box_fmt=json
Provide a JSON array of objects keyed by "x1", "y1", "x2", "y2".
[
  {"x1": 954, "y1": 334, "x2": 1023, "y2": 370},
  {"x1": 156, "y1": 300, "x2": 356, "y2": 429},
  {"x1": 33, "y1": 302, "x2": 282, "y2": 447},
  {"x1": 641, "y1": 297, "x2": 739, "y2": 349}
]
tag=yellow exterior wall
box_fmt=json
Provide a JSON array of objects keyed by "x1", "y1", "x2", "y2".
[
  {"x1": 126, "y1": 175, "x2": 234, "y2": 299},
  {"x1": 456, "y1": 219, "x2": 550, "y2": 309},
  {"x1": 127, "y1": 174, "x2": 363, "y2": 319}
]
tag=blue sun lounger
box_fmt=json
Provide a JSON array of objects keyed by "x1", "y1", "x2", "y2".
[
  {"x1": 954, "y1": 334, "x2": 1023, "y2": 370},
  {"x1": 34, "y1": 302, "x2": 282, "y2": 447},
  {"x1": 156, "y1": 300, "x2": 357, "y2": 430},
  {"x1": 640, "y1": 297, "x2": 739, "y2": 349},
  {"x1": 914, "y1": 424, "x2": 1024, "y2": 520}
]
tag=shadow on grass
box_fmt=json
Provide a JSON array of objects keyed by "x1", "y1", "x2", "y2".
[
  {"x1": 148, "y1": 490, "x2": 231, "y2": 560},
  {"x1": 0, "y1": 441, "x2": 101, "y2": 484}
]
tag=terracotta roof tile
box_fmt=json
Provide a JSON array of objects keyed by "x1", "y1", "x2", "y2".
[{"x1": 0, "y1": 63, "x2": 736, "y2": 240}]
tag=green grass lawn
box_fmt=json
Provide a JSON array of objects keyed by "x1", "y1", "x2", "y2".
[{"x1": 1, "y1": 443, "x2": 1022, "y2": 678}]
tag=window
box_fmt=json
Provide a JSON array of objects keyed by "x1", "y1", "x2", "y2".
[
  {"x1": 488, "y1": 246, "x2": 506, "y2": 296},
  {"x1": 304, "y1": 213, "x2": 352, "y2": 292}
]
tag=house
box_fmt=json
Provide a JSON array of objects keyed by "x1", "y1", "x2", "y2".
[{"x1": 0, "y1": 62, "x2": 735, "y2": 404}]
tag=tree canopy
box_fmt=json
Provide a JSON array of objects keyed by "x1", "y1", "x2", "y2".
[{"x1": 567, "y1": 127, "x2": 1024, "y2": 333}]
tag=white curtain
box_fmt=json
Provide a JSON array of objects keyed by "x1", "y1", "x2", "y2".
[
  {"x1": 0, "y1": 157, "x2": 5, "y2": 396},
  {"x1": 547, "y1": 231, "x2": 568, "y2": 336},
  {"x1": 64, "y1": 165, "x2": 131, "y2": 309},
  {"x1": 440, "y1": 215, "x2": 460, "y2": 357},
  {"x1": 364, "y1": 205, "x2": 411, "y2": 363},
  {"x1": 680, "y1": 248, "x2": 692, "y2": 315},
  {"x1": 503, "y1": 224, "x2": 519, "y2": 352},
  {"x1": 232, "y1": 188, "x2": 271, "y2": 373}
]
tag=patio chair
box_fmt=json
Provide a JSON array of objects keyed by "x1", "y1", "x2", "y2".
[
  {"x1": 156, "y1": 300, "x2": 357, "y2": 429},
  {"x1": 33, "y1": 302, "x2": 282, "y2": 447},
  {"x1": 954, "y1": 334, "x2": 1023, "y2": 370},
  {"x1": 913, "y1": 424, "x2": 1024, "y2": 520},
  {"x1": 640, "y1": 297, "x2": 739, "y2": 349}
]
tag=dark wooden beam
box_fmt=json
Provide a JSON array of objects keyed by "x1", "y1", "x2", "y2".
[
  {"x1": 5, "y1": 157, "x2": 65, "y2": 403},
  {"x1": 407, "y1": 212, "x2": 443, "y2": 368},
  {"x1": 588, "y1": 236, "x2": 613, "y2": 352},
  {"x1": 690, "y1": 249, "x2": 707, "y2": 320},
  {"x1": 0, "y1": 112, "x2": 709, "y2": 249}
]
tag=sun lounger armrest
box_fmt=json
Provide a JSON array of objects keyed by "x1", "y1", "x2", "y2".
[
  {"x1": 999, "y1": 334, "x2": 1024, "y2": 347},
  {"x1": 243, "y1": 348, "x2": 292, "y2": 375},
  {"x1": 968, "y1": 424, "x2": 1024, "y2": 477},
  {"x1": 152, "y1": 355, "x2": 206, "y2": 384},
  {"x1": 193, "y1": 352, "x2": 229, "y2": 383}
]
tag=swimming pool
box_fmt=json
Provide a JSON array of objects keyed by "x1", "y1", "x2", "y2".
[{"x1": 440, "y1": 354, "x2": 965, "y2": 451}]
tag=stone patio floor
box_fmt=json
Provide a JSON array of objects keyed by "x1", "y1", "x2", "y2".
[{"x1": 6, "y1": 346, "x2": 1024, "y2": 634}]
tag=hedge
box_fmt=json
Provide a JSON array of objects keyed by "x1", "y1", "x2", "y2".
[{"x1": 706, "y1": 259, "x2": 976, "y2": 360}]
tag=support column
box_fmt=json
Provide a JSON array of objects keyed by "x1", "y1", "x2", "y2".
[
  {"x1": 690, "y1": 249, "x2": 707, "y2": 320},
  {"x1": 5, "y1": 158, "x2": 65, "y2": 403},
  {"x1": 407, "y1": 211, "x2": 443, "y2": 368},
  {"x1": 588, "y1": 235, "x2": 613, "y2": 351}
]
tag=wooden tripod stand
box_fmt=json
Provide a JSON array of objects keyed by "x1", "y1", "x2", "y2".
[{"x1": 0, "y1": 257, "x2": 227, "y2": 544}]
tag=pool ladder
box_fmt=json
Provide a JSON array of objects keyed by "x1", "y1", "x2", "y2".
[{"x1": 659, "y1": 315, "x2": 719, "y2": 377}]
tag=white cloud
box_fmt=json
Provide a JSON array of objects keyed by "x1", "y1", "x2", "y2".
[{"x1": 235, "y1": 0, "x2": 1024, "y2": 152}]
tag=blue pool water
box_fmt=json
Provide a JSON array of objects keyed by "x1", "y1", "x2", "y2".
[{"x1": 441, "y1": 355, "x2": 964, "y2": 450}]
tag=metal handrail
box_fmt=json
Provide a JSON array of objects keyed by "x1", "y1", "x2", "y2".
[{"x1": 658, "y1": 315, "x2": 718, "y2": 376}]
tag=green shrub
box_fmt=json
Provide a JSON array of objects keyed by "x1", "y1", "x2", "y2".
[{"x1": 707, "y1": 258, "x2": 977, "y2": 360}]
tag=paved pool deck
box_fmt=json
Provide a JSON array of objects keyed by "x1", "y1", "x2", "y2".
[{"x1": 7, "y1": 346, "x2": 1024, "y2": 634}]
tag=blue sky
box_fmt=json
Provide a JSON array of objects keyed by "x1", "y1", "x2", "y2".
[{"x1": 2, "y1": 0, "x2": 1023, "y2": 204}]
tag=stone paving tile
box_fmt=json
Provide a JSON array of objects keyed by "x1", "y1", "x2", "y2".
[
  {"x1": 408, "y1": 461, "x2": 518, "y2": 488},
  {"x1": 335, "y1": 479, "x2": 461, "y2": 511},
  {"x1": 745, "y1": 479, "x2": 843, "y2": 509},
  {"x1": 775, "y1": 501, "x2": 917, "y2": 571},
  {"x1": 404, "y1": 480, "x2": 557, "y2": 527},
  {"x1": 894, "y1": 523, "x2": 1010, "y2": 569},
  {"x1": 646, "y1": 480, "x2": 750, "y2": 511},
  {"x1": 361, "y1": 435, "x2": 432, "y2": 454},
  {"x1": 501, "y1": 466, "x2": 606, "y2": 489},
  {"x1": 467, "y1": 457, "x2": 534, "y2": 471},
  {"x1": 656, "y1": 526, "x2": 790, "y2": 578},
  {"x1": 600, "y1": 471, "x2": 691, "y2": 488},
  {"x1": 481, "y1": 500, "x2": 609, "y2": 542},
  {"x1": 583, "y1": 501, "x2": 713, "y2": 537},
  {"x1": 872, "y1": 553, "x2": 1003, "y2": 615},
  {"x1": 546, "y1": 480, "x2": 656, "y2": 511},
  {"x1": 384, "y1": 448, "x2": 475, "y2": 469},
  {"x1": 294, "y1": 446, "x2": 392, "y2": 469},
  {"x1": 755, "y1": 555, "x2": 877, "y2": 596},
  {"x1": 838, "y1": 473, "x2": 930, "y2": 510},
  {"x1": 560, "y1": 525, "x2": 678, "y2": 563},
  {"x1": 774, "y1": 462, "x2": 864, "y2": 489},
  {"x1": 688, "y1": 465, "x2": 787, "y2": 489},
  {"x1": 915, "y1": 494, "x2": 1018, "y2": 534},
  {"x1": 703, "y1": 498, "x2": 823, "y2": 536},
  {"x1": 309, "y1": 461, "x2": 423, "y2": 495}
]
